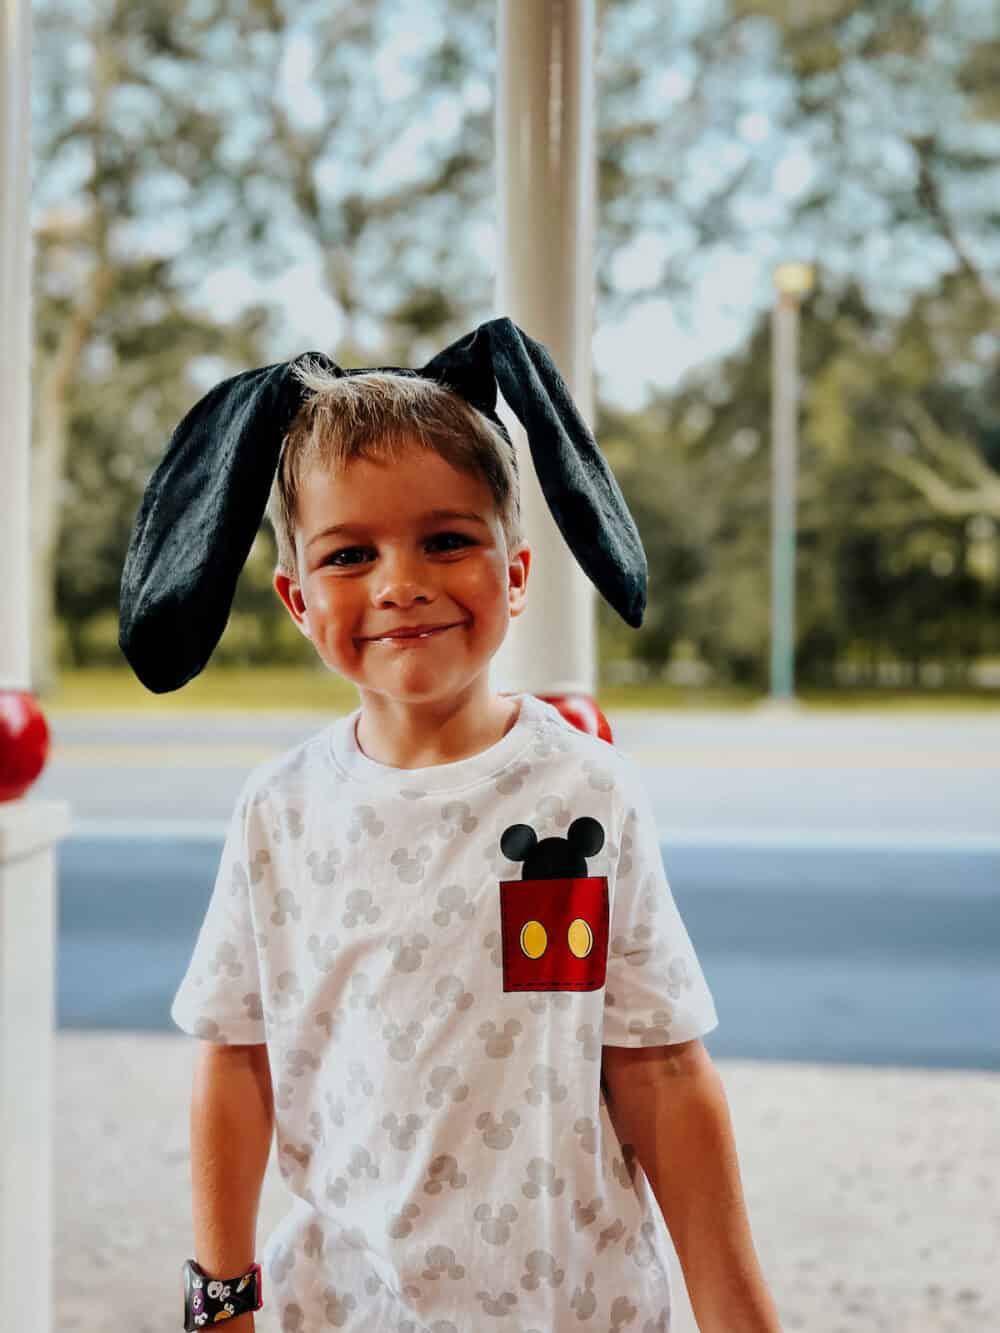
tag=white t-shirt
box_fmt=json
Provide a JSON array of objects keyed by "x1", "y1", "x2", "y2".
[{"x1": 171, "y1": 692, "x2": 718, "y2": 1332}]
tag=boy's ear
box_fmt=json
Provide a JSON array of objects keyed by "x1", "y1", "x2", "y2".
[
  {"x1": 508, "y1": 541, "x2": 531, "y2": 619},
  {"x1": 273, "y1": 569, "x2": 311, "y2": 638}
]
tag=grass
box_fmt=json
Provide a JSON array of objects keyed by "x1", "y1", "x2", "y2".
[{"x1": 33, "y1": 666, "x2": 1000, "y2": 714}]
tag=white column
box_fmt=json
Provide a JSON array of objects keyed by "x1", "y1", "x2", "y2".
[
  {"x1": 492, "y1": 0, "x2": 597, "y2": 697},
  {"x1": 1, "y1": 0, "x2": 32, "y2": 692},
  {"x1": 1, "y1": 6, "x2": 72, "y2": 1331},
  {"x1": 0, "y1": 806, "x2": 69, "y2": 1333}
]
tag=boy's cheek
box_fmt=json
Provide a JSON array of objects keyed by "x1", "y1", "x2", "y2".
[
  {"x1": 460, "y1": 556, "x2": 511, "y2": 602},
  {"x1": 303, "y1": 579, "x2": 351, "y2": 624}
]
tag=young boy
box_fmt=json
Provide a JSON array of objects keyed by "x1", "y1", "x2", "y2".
[{"x1": 171, "y1": 359, "x2": 782, "y2": 1332}]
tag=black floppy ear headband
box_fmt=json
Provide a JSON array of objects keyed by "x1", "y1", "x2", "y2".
[{"x1": 118, "y1": 317, "x2": 647, "y2": 693}]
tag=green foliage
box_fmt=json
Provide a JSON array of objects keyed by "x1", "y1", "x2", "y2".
[{"x1": 597, "y1": 267, "x2": 999, "y2": 687}]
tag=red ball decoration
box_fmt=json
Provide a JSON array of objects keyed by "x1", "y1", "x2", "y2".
[
  {"x1": 535, "y1": 693, "x2": 613, "y2": 743},
  {"x1": 0, "y1": 689, "x2": 51, "y2": 802}
]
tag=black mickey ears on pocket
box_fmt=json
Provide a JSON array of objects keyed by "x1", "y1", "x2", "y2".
[{"x1": 118, "y1": 317, "x2": 648, "y2": 693}]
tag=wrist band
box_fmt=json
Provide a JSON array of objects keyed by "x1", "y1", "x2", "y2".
[{"x1": 182, "y1": 1258, "x2": 263, "y2": 1329}]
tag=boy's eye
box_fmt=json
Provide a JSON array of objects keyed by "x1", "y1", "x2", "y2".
[{"x1": 324, "y1": 532, "x2": 473, "y2": 566}]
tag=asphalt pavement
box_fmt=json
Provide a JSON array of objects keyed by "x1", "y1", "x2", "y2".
[{"x1": 57, "y1": 834, "x2": 1000, "y2": 1069}]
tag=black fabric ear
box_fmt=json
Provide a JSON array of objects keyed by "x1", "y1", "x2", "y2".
[
  {"x1": 425, "y1": 318, "x2": 647, "y2": 629},
  {"x1": 487, "y1": 317, "x2": 647, "y2": 629},
  {"x1": 419, "y1": 325, "x2": 515, "y2": 452},
  {"x1": 420, "y1": 323, "x2": 500, "y2": 420},
  {"x1": 118, "y1": 354, "x2": 337, "y2": 693}
]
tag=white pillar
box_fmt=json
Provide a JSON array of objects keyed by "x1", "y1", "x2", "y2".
[
  {"x1": 493, "y1": 0, "x2": 597, "y2": 697},
  {"x1": 0, "y1": 806, "x2": 69, "y2": 1333},
  {"x1": 1, "y1": 6, "x2": 71, "y2": 1331},
  {"x1": 1, "y1": 0, "x2": 32, "y2": 693}
]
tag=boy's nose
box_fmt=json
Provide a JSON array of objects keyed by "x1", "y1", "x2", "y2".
[{"x1": 374, "y1": 559, "x2": 436, "y2": 607}]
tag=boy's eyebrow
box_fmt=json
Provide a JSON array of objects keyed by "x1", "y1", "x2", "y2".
[{"x1": 307, "y1": 509, "x2": 488, "y2": 549}]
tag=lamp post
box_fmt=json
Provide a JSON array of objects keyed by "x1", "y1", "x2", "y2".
[{"x1": 768, "y1": 260, "x2": 813, "y2": 707}]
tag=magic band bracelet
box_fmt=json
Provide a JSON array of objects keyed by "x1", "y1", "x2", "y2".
[{"x1": 182, "y1": 1258, "x2": 263, "y2": 1329}]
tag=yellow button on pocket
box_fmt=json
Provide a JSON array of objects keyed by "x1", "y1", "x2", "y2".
[
  {"x1": 520, "y1": 919, "x2": 548, "y2": 959},
  {"x1": 567, "y1": 918, "x2": 593, "y2": 958}
]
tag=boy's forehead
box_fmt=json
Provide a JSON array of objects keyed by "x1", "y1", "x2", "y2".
[
  {"x1": 301, "y1": 449, "x2": 487, "y2": 501},
  {"x1": 296, "y1": 450, "x2": 500, "y2": 534}
]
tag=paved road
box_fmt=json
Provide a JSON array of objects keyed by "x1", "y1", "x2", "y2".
[
  {"x1": 43, "y1": 705, "x2": 1000, "y2": 1069},
  {"x1": 57, "y1": 833, "x2": 1000, "y2": 1069},
  {"x1": 36, "y1": 704, "x2": 1000, "y2": 836}
]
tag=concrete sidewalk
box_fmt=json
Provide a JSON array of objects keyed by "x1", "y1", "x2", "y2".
[{"x1": 55, "y1": 1032, "x2": 999, "y2": 1332}]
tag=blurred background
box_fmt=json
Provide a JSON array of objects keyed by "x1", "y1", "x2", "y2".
[
  {"x1": 29, "y1": 0, "x2": 1000, "y2": 706},
  {"x1": 22, "y1": 1, "x2": 1000, "y2": 1329}
]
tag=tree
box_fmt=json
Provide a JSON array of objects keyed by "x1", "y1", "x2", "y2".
[
  {"x1": 32, "y1": 0, "x2": 274, "y2": 687},
  {"x1": 615, "y1": 266, "x2": 999, "y2": 685},
  {"x1": 32, "y1": 0, "x2": 498, "y2": 683}
]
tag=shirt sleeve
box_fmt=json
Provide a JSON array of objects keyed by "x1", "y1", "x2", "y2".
[
  {"x1": 170, "y1": 778, "x2": 268, "y2": 1044},
  {"x1": 602, "y1": 756, "x2": 719, "y2": 1047}
]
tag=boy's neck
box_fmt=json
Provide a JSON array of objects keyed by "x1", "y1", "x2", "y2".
[{"x1": 354, "y1": 690, "x2": 520, "y2": 769}]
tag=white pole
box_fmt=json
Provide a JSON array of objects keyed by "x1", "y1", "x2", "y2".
[
  {"x1": 0, "y1": 0, "x2": 32, "y2": 692},
  {"x1": 493, "y1": 0, "x2": 596, "y2": 698},
  {"x1": 1, "y1": 9, "x2": 67, "y2": 1333}
]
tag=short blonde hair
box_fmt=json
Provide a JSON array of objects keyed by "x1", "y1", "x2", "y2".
[{"x1": 265, "y1": 359, "x2": 524, "y2": 577}]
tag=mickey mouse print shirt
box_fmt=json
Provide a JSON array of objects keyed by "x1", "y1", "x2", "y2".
[{"x1": 170, "y1": 691, "x2": 719, "y2": 1332}]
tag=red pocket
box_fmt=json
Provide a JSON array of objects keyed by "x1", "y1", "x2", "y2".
[{"x1": 498, "y1": 877, "x2": 609, "y2": 992}]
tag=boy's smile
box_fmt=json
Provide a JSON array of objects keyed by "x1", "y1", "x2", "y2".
[
  {"x1": 273, "y1": 444, "x2": 530, "y2": 765},
  {"x1": 364, "y1": 623, "x2": 462, "y2": 644}
]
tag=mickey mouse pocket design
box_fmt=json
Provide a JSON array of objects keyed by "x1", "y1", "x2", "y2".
[{"x1": 498, "y1": 817, "x2": 609, "y2": 992}]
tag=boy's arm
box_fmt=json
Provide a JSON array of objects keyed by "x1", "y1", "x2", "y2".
[
  {"x1": 190, "y1": 1041, "x2": 275, "y2": 1325},
  {"x1": 601, "y1": 1040, "x2": 783, "y2": 1333}
]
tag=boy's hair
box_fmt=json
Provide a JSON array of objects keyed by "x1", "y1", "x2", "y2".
[{"x1": 265, "y1": 358, "x2": 524, "y2": 578}]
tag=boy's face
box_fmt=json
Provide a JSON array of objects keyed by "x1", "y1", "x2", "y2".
[{"x1": 273, "y1": 445, "x2": 530, "y2": 705}]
